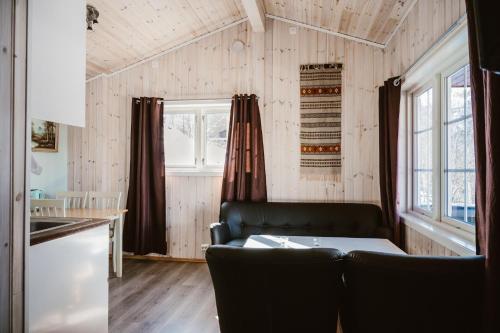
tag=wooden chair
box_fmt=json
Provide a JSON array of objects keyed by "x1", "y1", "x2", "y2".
[
  {"x1": 87, "y1": 191, "x2": 122, "y2": 209},
  {"x1": 56, "y1": 191, "x2": 88, "y2": 208},
  {"x1": 31, "y1": 199, "x2": 66, "y2": 217},
  {"x1": 88, "y1": 191, "x2": 123, "y2": 275}
]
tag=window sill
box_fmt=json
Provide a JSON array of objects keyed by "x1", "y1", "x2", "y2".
[
  {"x1": 400, "y1": 212, "x2": 476, "y2": 256},
  {"x1": 165, "y1": 169, "x2": 223, "y2": 177}
]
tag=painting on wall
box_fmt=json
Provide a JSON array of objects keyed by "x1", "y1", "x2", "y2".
[{"x1": 31, "y1": 119, "x2": 59, "y2": 152}]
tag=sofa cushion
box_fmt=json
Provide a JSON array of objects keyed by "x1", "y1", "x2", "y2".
[
  {"x1": 225, "y1": 238, "x2": 246, "y2": 247},
  {"x1": 219, "y1": 202, "x2": 390, "y2": 240}
]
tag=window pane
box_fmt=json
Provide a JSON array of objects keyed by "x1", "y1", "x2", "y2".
[
  {"x1": 416, "y1": 131, "x2": 432, "y2": 169},
  {"x1": 416, "y1": 171, "x2": 433, "y2": 211},
  {"x1": 446, "y1": 171, "x2": 465, "y2": 222},
  {"x1": 466, "y1": 172, "x2": 476, "y2": 225},
  {"x1": 447, "y1": 66, "x2": 465, "y2": 121},
  {"x1": 205, "y1": 112, "x2": 229, "y2": 166},
  {"x1": 444, "y1": 64, "x2": 475, "y2": 225},
  {"x1": 466, "y1": 117, "x2": 475, "y2": 169},
  {"x1": 446, "y1": 120, "x2": 465, "y2": 169},
  {"x1": 164, "y1": 113, "x2": 196, "y2": 166},
  {"x1": 413, "y1": 88, "x2": 433, "y2": 213},
  {"x1": 465, "y1": 64, "x2": 471, "y2": 115},
  {"x1": 416, "y1": 89, "x2": 432, "y2": 130}
]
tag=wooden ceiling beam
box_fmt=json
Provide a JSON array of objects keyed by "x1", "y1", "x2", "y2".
[{"x1": 241, "y1": 0, "x2": 266, "y2": 32}]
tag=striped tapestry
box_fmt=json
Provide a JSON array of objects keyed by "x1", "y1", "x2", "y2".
[{"x1": 300, "y1": 63, "x2": 342, "y2": 177}]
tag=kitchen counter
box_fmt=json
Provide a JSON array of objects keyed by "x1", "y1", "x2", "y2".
[
  {"x1": 30, "y1": 217, "x2": 110, "y2": 245},
  {"x1": 29, "y1": 217, "x2": 110, "y2": 332}
]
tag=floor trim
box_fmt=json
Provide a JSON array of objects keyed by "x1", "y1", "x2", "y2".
[{"x1": 121, "y1": 254, "x2": 207, "y2": 263}]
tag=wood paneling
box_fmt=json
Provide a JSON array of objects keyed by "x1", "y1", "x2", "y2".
[
  {"x1": 74, "y1": 1, "x2": 471, "y2": 259},
  {"x1": 86, "y1": 0, "x2": 418, "y2": 79},
  {"x1": 13, "y1": 0, "x2": 28, "y2": 330},
  {"x1": 1, "y1": 0, "x2": 28, "y2": 330},
  {"x1": 404, "y1": 224, "x2": 459, "y2": 256},
  {"x1": 86, "y1": 0, "x2": 246, "y2": 78},
  {"x1": 0, "y1": 0, "x2": 14, "y2": 328},
  {"x1": 263, "y1": 0, "x2": 416, "y2": 45},
  {"x1": 383, "y1": 0, "x2": 466, "y2": 77},
  {"x1": 70, "y1": 18, "x2": 384, "y2": 259}
]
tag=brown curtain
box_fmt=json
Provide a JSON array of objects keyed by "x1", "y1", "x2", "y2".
[
  {"x1": 123, "y1": 97, "x2": 167, "y2": 255},
  {"x1": 466, "y1": 2, "x2": 500, "y2": 332},
  {"x1": 221, "y1": 94, "x2": 267, "y2": 202},
  {"x1": 379, "y1": 78, "x2": 401, "y2": 246}
]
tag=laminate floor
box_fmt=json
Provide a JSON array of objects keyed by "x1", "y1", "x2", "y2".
[{"x1": 109, "y1": 259, "x2": 220, "y2": 333}]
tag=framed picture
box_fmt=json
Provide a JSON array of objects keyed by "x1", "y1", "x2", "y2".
[{"x1": 31, "y1": 119, "x2": 59, "y2": 152}]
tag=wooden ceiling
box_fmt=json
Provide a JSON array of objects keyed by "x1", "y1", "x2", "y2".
[
  {"x1": 86, "y1": 0, "x2": 246, "y2": 78},
  {"x1": 264, "y1": 0, "x2": 414, "y2": 44},
  {"x1": 86, "y1": 0, "x2": 414, "y2": 79}
]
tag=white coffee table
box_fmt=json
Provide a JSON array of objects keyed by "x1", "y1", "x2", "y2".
[{"x1": 243, "y1": 235, "x2": 405, "y2": 255}]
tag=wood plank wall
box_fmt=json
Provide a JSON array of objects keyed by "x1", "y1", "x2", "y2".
[
  {"x1": 383, "y1": 0, "x2": 466, "y2": 78},
  {"x1": 70, "y1": 18, "x2": 385, "y2": 259},
  {"x1": 404, "y1": 225, "x2": 459, "y2": 256},
  {"x1": 385, "y1": 0, "x2": 466, "y2": 256},
  {"x1": 70, "y1": 1, "x2": 469, "y2": 259}
]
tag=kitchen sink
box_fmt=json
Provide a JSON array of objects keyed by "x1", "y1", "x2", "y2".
[
  {"x1": 30, "y1": 217, "x2": 90, "y2": 234},
  {"x1": 30, "y1": 221, "x2": 72, "y2": 233}
]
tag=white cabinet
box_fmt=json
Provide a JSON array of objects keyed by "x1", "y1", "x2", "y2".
[
  {"x1": 29, "y1": 225, "x2": 109, "y2": 333},
  {"x1": 28, "y1": 0, "x2": 86, "y2": 127}
]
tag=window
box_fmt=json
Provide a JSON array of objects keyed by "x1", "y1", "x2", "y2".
[
  {"x1": 408, "y1": 62, "x2": 475, "y2": 230},
  {"x1": 444, "y1": 65, "x2": 475, "y2": 224},
  {"x1": 164, "y1": 100, "x2": 231, "y2": 173},
  {"x1": 413, "y1": 88, "x2": 433, "y2": 213}
]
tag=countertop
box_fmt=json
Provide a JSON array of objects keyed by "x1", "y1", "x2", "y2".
[{"x1": 30, "y1": 217, "x2": 110, "y2": 246}]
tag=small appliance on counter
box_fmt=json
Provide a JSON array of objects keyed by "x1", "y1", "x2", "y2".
[{"x1": 30, "y1": 189, "x2": 44, "y2": 199}]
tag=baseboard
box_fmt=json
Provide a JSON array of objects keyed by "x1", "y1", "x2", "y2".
[{"x1": 120, "y1": 254, "x2": 207, "y2": 263}]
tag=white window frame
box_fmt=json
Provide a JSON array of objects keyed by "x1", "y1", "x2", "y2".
[
  {"x1": 163, "y1": 99, "x2": 231, "y2": 176},
  {"x1": 440, "y1": 62, "x2": 475, "y2": 233},
  {"x1": 402, "y1": 21, "x2": 474, "y2": 235},
  {"x1": 406, "y1": 57, "x2": 474, "y2": 234},
  {"x1": 411, "y1": 82, "x2": 435, "y2": 218}
]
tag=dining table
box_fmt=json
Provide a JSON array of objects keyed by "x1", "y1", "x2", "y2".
[
  {"x1": 243, "y1": 235, "x2": 405, "y2": 255},
  {"x1": 61, "y1": 208, "x2": 128, "y2": 277}
]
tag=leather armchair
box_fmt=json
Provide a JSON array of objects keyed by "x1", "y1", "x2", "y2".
[
  {"x1": 209, "y1": 222, "x2": 230, "y2": 245},
  {"x1": 206, "y1": 246, "x2": 344, "y2": 333},
  {"x1": 341, "y1": 251, "x2": 485, "y2": 333},
  {"x1": 211, "y1": 201, "x2": 391, "y2": 246}
]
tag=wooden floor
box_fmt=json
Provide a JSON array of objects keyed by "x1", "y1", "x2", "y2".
[{"x1": 109, "y1": 259, "x2": 220, "y2": 333}]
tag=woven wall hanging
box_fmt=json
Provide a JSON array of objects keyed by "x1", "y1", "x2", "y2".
[{"x1": 299, "y1": 63, "x2": 342, "y2": 178}]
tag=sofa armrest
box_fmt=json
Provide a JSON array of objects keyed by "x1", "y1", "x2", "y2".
[{"x1": 210, "y1": 222, "x2": 231, "y2": 245}]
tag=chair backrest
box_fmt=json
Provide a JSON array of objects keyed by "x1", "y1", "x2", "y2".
[
  {"x1": 30, "y1": 199, "x2": 66, "y2": 217},
  {"x1": 56, "y1": 191, "x2": 88, "y2": 208},
  {"x1": 87, "y1": 191, "x2": 122, "y2": 209},
  {"x1": 341, "y1": 251, "x2": 485, "y2": 333},
  {"x1": 219, "y1": 201, "x2": 390, "y2": 239},
  {"x1": 206, "y1": 246, "x2": 344, "y2": 333}
]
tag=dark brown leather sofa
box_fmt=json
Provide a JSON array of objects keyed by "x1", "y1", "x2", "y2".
[
  {"x1": 210, "y1": 201, "x2": 391, "y2": 246},
  {"x1": 206, "y1": 247, "x2": 485, "y2": 333},
  {"x1": 206, "y1": 246, "x2": 344, "y2": 333},
  {"x1": 341, "y1": 251, "x2": 485, "y2": 333}
]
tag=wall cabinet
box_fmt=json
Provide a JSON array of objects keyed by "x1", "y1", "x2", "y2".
[{"x1": 28, "y1": 0, "x2": 86, "y2": 127}]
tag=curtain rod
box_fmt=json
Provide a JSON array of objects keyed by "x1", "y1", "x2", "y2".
[
  {"x1": 392, "y1": 14, "x2": 467, "y2": 87},
  {"x1": 133, "y1": 97, "x2": 259, "y2": 104}
]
